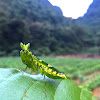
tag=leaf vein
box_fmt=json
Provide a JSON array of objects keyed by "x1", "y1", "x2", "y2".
[{"x1": 22, "y1": 80, "x2": 38, "y2": 100}]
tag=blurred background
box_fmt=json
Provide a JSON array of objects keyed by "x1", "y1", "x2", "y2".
[{"x1": 0, "y1": 0, "x2": 100, "y2": 99}]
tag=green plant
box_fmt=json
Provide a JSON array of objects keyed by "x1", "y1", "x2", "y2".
[
  {"x1": 20, "y1": 43, "x2": 96, "y2": 99},
  {"x1": 0, "y1": 68, "x2": 96, "y2": 100},
  {"x1": 0, "y1": 43, "x2": 97, "y2": 99},
  {"x1": 85, "y1": 75, "x2": 100, "y2": 91}
]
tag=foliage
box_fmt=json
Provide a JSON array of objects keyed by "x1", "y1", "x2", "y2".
[
  {"x1": 0, "y1": 0, "x2": 93, "y2": 56},
  {"x1": 0, "y1": 57, "x2": 26, "y2": 70},
  {"x1": 1, "y1": 57, "x2": 100, "y2": 79},
  {"x1": 1, "y1": 56, "x2": 100, "y2": 97},
  {"x1": 0, "y1": 0, "x2": 100, "y2": 55},
  {"x1": 85, "y1": 75, "x2": 100, "y2": 91},
  {"x1": 0, "y1": 68, "x2": 96, "y2": 100},
  {"x1": 78, "y1": 0, "x2": 100, "y2": 52}
]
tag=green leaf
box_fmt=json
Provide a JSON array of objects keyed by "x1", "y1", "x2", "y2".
[
  {"x1": 0, "y1": 68, "x2": 96, "y2": 100},
  {"x1": 54, "y1": 79, "x2": 81, "y2": 100},
  {"x1": 80, "y1": 87, "x2": 97, "y2": 100}
]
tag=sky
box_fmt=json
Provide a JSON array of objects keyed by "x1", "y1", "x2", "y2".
[{"x1": 48, "y1": 0, "x2": 93, "y2": 19}]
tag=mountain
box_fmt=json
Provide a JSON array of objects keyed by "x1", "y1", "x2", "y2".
[
  {"x1": 78, "y1": 0, "x2": 100, "y2": 31},
  {"x1": 0, "y1": 0, "x2": 66, "y2": 25},
  {"x1": 0, "y1": 0, "x2": 90, "y2": 56},
  {"x1": 77, "y1": 0, "x2": 100, "y2": 54}
]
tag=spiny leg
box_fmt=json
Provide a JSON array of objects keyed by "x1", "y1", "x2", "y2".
[{"x1": 44, "y1": 75, "x2": 47, "y2": 97}]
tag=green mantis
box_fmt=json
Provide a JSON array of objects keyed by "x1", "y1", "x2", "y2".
[{"x1": 20, "y1": 43, "x2": 70, "y2": 79}]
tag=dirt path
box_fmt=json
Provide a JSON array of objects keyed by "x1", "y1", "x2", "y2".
[{"x1": 92, "y1": 87, "x2": 100, "y2": 100}]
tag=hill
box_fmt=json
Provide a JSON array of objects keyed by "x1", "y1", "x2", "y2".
[
  {"x1": 0, "y1": 0, "x2": 92, "y2": 56},
  {"x1": 78, "y1": 0, "x2": 100, "y2": 31},
  {"x1": 77, "y1": 0, "x2": 100, "y2": 54}
]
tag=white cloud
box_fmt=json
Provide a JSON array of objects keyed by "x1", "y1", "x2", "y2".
[{"x1": 48, "y1": 0, "x2": 93, "y2": 19}]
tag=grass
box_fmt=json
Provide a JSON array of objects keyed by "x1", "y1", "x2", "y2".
[
  {"x1": 41, "y1": 57, "x2": 100, "y2": 78},
  {"x1": 0, "y1": 57, "x2": 26, "y2": 70},
  {"x1": 0, "y1": 56, "x2": 100, "y2": 78}
]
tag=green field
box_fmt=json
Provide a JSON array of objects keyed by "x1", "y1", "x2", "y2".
[{"x1": 0, "y1": 57, "x2": 100, "y2": 91}]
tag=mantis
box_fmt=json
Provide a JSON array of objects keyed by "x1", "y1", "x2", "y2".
[{"x1": 20, "y1": 43, "x2": 70, "y2": 79}]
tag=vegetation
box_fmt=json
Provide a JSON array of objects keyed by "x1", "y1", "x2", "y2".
[
  {"x1": 85, "y1": 75, "x2": 100, "y2": 91},
  {"x1": 0, "y1": 45, "x2": 97, "y2": 99},
  {"x1": 0, "y1": 68, "x2": 96, "y2": 100},
  {"x1": 78, "y1": 0, "x2": 100, "y2": 53},
  {"x1": 1, "y1": 57, "x2": 100, "y2": 77},
  {"x1": 0, "y1": 56, "x2": 100, "y2": 92},
  {"x1": 0, "y1": 0, "x2": 98, "y2": 56},
  {"x1": 0, "y1": 0, "x2": 100, "y2": 99}
]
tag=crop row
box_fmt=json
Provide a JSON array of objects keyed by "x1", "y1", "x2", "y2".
[
  {"x1": 1, "y1": 57, "x2": 100, "y2": 79},
  {"x1": 85, "y1": 75, "x2": 100, "y2": 91}
]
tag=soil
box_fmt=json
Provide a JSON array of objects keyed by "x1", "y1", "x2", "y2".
[{"x1": 92, "y1": 87, "x2": 100, "y2": 100}]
